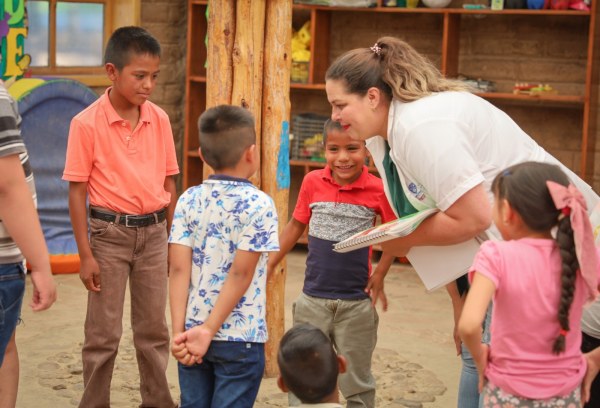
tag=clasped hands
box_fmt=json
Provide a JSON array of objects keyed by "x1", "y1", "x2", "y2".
[{"x1": 171, "y1": 325, "x2": 214, "y2": 366}]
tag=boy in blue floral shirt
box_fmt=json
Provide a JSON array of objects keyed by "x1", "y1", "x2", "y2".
[{"x1": 168, "y1": 105, "x2": 279, "y2": 408}]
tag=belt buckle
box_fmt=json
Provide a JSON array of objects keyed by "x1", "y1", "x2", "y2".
[{"x1": 124, "y1": 215, "x2": 136, "y2": 228}]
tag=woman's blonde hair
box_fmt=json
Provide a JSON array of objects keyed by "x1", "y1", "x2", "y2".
[{"x1": 326, "y1": 36, "x2": 472, "y2": 102}]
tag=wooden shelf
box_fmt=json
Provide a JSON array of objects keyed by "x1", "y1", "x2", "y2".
[
  {"x1": 185, "y1": 0, "x2": 600, "y2": 191},
  {"x1": 293, "y1": 4, "x2": 590, "y2": 16}
]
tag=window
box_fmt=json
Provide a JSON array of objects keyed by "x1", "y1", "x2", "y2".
[
  {"x1": 26, "y1": 0, "x2": 140, "y2": 84},
  {"x1": 28, "y1": 0, "x2": 109, "y2": 73}
]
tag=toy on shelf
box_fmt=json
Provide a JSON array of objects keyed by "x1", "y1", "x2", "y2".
[
  {"x1": 458, "y1": 75, "x2": 496, "y2": 92},
  {"x1": 291, "y1": 21, "x2": 311, "y2": 83},
  {"x1": 513, "y1": 83, "x2": 557, "y2": 96}
]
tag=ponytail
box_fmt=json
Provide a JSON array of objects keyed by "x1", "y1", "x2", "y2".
[{"x1": 326, "y1": 36, "x2": 473, "y2": 102}]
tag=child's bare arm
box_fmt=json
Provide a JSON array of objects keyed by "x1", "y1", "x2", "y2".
[
  {"x1": 268, "y1": 217, "x2": 306, "y2": 273},
  {"x1": 69, "y1": 181, "x2": 100, "y2": 292},
  {"x1": 458, "y1": 272, "x2": 495, "y2": 390},
  {"x1": 164, "y1": 176, "x2": 177, "y2": 232},
  {"x1": 365, "y1": 252, "x2": 395, "y2": 311},
  {"x1": 169, "y1": 243, "x2": 192, "y2": 336},
  {"x1": 185, "y1": 249, "x2": 261, "y2": 359},
  {"x1": 0, "y1": 154, "x2": 56, "y2": 311}
]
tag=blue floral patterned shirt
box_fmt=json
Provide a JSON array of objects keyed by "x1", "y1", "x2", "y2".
[{"x1": 169, "y1": 175, "x2": 279, "y2": 343}]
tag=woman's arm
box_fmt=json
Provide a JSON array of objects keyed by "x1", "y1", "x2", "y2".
[{"x1": 380, "y1": 184, "x2": 491, "y2": 257}]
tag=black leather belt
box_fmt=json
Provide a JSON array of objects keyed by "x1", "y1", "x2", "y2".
[{"x1": 90, "y1": 208, "x2": 166, "y2": 227}]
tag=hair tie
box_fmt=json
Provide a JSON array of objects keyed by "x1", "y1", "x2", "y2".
[
  {"x1": 547, "y1": 181, "x2": 599, "y2": 303},
  {"x1": 370, "y1": 42, "x2": 382, "y2": 56},
  {"x1": 559, "y1": 328, "x2": 569, "y2": 337}
]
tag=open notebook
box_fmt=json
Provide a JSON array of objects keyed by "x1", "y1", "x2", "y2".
[{"x1": 334, "y1": 208, "x2": 483, "y2": 292}]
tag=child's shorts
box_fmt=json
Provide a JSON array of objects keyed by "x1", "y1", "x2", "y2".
[
  {"x1": 483, "y1": 380, "x2": 581, "y2": 408},
  {"x1": 0, "y1": 262, "x2": 26, "y2": 365}
]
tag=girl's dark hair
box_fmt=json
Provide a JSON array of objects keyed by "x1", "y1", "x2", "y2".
[
  {"x1": 492, "y1": 161, "x2": 576, "y2": 354},
  {"x1": 325, "y1": 36, "x2": 472, "y2": 102}
]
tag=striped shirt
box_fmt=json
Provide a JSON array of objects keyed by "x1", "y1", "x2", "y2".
[{"x1": 0, "y1": 84, "x2": 36, "y2": 263}]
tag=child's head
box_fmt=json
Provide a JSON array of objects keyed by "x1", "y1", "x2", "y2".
[
  {"x1": 277, "y1": 323, "x2": 345, "y2": 404},
  {"x1": 323, "y1": 119, "x2": 367, "y2": 186},
  {"x1": 104, "y1": 26, "x2": 161, "y2": 106},
  {"x1": 198, "y1": 105, "x2": 257, "y2": 173},
  {"x1": 492, "y1": 161, "x2": 577, "y2": 354},
  {"x1": 104, "y1": 26, "x2": 161, "y2": 70},
  {"x1": 491, "y1": 161, "x2": 569, "y2": 235}
]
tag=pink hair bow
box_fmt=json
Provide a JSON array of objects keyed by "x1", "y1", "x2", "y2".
[{"x1": 547, "y1": 181, "x2": 599, "y2": 302}]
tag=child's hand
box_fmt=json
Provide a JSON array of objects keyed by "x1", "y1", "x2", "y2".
[
  {"x1": 583, "y1": 349, "x2": 600, "y2": 402},
  {"x1": 79, "y1": 255, "x2": 101, "y2": 292},
  {"x1": 183, "y1": 325, "x2": 214, "y2": 362},
  {"x1": 365, "y1": 272, "x2": 388, "y2": 311},
  {"x1": 474, "y1": 343, "x2": 489, "y2": 393},
  {"x1": 29, "y1": 268, "x2": 57, "y2": 311},
  {"x1": 171, "y1": 334, "x2": 196, "y2": 366}
]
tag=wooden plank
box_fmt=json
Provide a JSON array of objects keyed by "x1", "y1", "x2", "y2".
[
  {"x1": 441, "y1": 13, "x2": 460, "y2": 78},
  {"x1": 261, "y1": 0, "x2": 292, "y2": 378},
  {"x1": 203, "y1": 0, "x2": 235, "y2": 179},
  {"x1": 231, "y1": 0, "x2": 266, "y2": 186}
]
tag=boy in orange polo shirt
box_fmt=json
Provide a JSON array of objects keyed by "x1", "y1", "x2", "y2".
[{"x1": 63, "y1": 26, "x2": 178, "y2": 408}]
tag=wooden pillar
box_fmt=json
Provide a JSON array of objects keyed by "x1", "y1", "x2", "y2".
[
  {"x1": 204, "y1": 0, "x2": 291, "y2": 376},
  {"x1": 204, "y1": 0, "x2": 235, "y2": 179},
  {"x1": 231, "y1": 0, "x2": 266, "y2": 186},
  {"x1": 261, "y1": 0, "x2": 292, "y2": 378}
]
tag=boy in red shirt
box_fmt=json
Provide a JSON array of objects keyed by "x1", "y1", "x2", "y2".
[
  {"x1": 269, "y1": 120, "x2": 396, "y2": 407},
  {"x1": 63, "y1": 26, "x2": 178, "y2": 408}
]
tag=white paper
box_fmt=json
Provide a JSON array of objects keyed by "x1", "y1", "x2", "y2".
[{"x1": 406, "y1": 238, "x2": 482, "y2": 292}]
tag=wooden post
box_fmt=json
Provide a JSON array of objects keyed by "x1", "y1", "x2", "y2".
[
  {"x1": 261, "y1": 0, "x2": 292, "y2": 378},
  {"x1": 203, "y1": 0, "x2": 235, "y2": 179},
  {"x1": 231, "y1": 0, "x2": 266, "y2": 187},
  {"x1": 204, "y1": 0, "x2": 291, "y2": 377}
]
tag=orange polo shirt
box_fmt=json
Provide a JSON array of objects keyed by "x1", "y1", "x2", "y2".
[{"x1": 63, "y1": 88, "x2": 179, "y2": 214}]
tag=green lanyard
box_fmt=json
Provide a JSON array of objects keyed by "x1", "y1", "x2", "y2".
[{"x1": 382, "y1": 142, "x2": 418, "y2": 217}]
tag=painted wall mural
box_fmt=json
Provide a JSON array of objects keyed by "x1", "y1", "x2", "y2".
[{"x1": 0, "y1": 0, "x2": 29, "y2": 81}]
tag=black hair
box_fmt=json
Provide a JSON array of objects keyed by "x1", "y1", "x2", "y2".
[
  {"x1": 198, "y1": 105, "x2": 256, "y2": 170},
  {"x1": 322, "y1": 119, "x2": 343, "y2": 145},
  {"x1": 492, "y1": 161, "x2": 576, "y2": 354},
  {"x1": 104, "y1": 26, "x2": 161, "y2": 70},
  {"x1": 277, "y1": 323, "x2": 339, "y2": 404}
]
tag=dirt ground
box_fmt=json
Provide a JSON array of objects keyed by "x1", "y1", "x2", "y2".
[{"x1": 15, "y1": 247, "x2": 460, "y2": 407}]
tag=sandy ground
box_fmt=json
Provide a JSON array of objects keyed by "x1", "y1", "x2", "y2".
[{"x1": 15, "y1": 248, "x2": 460, "y2": 407}]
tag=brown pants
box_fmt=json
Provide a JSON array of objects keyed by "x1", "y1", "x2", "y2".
[{"x1": 79, "y1": 218, "x2": 175, "y2": 408}]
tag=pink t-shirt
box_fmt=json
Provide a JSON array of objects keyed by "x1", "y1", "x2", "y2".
[
  {"x1": 63, "y1": 88, "x2": 179, "y2": 214},
  {"x1": 470, "y1": 239, "x2": 599, "y2": 399}
]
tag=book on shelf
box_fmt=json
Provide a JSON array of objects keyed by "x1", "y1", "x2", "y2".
[{"x1": 333, "y1": 208, "x2": 483, "y2": 292}]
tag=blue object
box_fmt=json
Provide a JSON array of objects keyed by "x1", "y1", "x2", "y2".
[
  {"x1": 527, "y1": 0, "x2": 545, "y2": 8},
  {"x1": 17, "y1": 79, "x2": 97, "y2": 255}
]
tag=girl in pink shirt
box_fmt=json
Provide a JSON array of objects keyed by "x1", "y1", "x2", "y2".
[{"x1": 459, "y1": 161, "x2": 600, "y2": 407}]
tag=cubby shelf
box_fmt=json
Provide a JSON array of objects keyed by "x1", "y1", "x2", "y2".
[{"x1": 184, "y1": 0, "x2": 599, "y2": 198}]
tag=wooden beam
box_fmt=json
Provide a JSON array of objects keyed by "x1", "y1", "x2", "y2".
[
  {"x1": 231, "y1": 0, "x2": 266, "y2": 187},
  {"x1": 261, "y1": 0, "x2": 292, "y2": 378},
  {"x1": 204, "y1": 0, "x2": 236, "y2": 179}
]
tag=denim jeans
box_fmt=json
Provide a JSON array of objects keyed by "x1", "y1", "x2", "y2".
[
  {"x1": 178, "y1": 340, "x2": 265, "y2": 408},
  {"x1": 0, "y1": 262, "x2": 25, "y2": 366},
  {"x1": 458, "y1": 303, "x2": 492, "y2": 408}
]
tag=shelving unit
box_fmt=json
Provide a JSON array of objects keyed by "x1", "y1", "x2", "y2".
[{"x1": 183, "y1": 0, "x2": 599, "y2": 195}]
